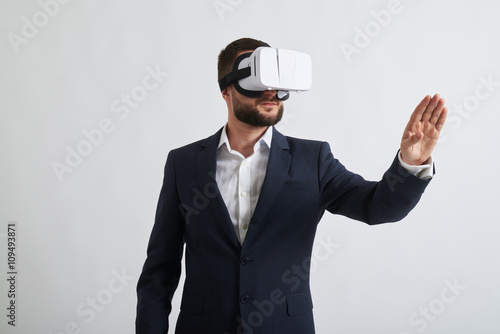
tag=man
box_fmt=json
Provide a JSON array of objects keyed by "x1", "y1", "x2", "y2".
[{"x1": 136, "y1": 38, "x2": 447, "y2": 334}]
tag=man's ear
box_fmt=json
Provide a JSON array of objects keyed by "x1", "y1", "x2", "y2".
[{"x1": 221, "y1": 87, "x2": 232, "y2": 104}]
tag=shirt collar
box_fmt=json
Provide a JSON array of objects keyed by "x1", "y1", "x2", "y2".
[{"x1": 217, "y1": 124, "x2": 273, "y2": 152}]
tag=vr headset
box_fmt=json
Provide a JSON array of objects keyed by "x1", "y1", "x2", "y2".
[{"x1": 218, "y1": 46, "x2": 312, "y2": 101}]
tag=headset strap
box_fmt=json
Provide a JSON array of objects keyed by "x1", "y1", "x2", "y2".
[{"x1": 218, "y1": 67, "x2": 251, "y2": 92}]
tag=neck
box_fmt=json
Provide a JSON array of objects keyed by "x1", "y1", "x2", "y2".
[{"x1": 226, "y1": 119, "x2": 268, "y2": 158}]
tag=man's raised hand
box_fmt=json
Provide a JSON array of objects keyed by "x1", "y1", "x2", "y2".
[{"x1": 400, "y1": 94, "x2": 448, "y2": 165}]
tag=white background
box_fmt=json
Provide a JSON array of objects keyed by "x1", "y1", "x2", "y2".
[{"x1": 1, "y1": 0, "x2": 499, "y2": 333}]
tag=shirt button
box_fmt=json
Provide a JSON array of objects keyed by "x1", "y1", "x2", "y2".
[
  {"x1": 242, "y1": 224, "x2": 248, "y2": 230},
  {"x1": 243, "y1": 161, "x2": 247, "y2": 167},
  {"x1": 240, "y1": 295, "x2": 250, "y2": 304},
  {"x1": 241, "y1": 192, "x2": 247, "y2": 197}
]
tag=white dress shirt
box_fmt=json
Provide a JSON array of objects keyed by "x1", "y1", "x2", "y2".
[
  {"x1": 216, "y1": 125, "x2": 432, "y2": 245},
  {"x1": 216, "y1": 125, "x2": 273, "y2": 245}
]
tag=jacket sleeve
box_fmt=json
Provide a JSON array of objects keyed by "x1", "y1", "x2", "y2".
[
  {"x1": 136, "y1": 151, "x2": 185, "y2": 333},
  {"x1": 318, "y1": 142, "x2": 431, "y2": 224}
]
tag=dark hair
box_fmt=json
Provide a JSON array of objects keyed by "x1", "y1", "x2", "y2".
[{"x1": 217, "y1": 38, "x2": 270, "y2": 82}]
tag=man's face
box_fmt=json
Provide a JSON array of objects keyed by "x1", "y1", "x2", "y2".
[{"x1": 230, "y1": 87, "x2": 284, "y2": 127}]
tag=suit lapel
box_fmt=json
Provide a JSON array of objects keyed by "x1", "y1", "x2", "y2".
[
  {"x1": 247, "y1": 127, "x2": 291, "y2": 228},
  {"x1": 196, "y1": 128, "x2": 241, "y2": 249},
  {"x1": 195, "y1": 127, "x2": 291, "y2": 249}
]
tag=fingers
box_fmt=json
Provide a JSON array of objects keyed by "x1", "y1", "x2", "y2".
[
  {"x1": 410, "y1": 94, "x2": 447, "y2": 127},
  {"x1": 435, "y1": 106, "x2": 448, "y2": 132},
  {"x1": 409, "y1": 95, "x2": 432, "y2": 124},
  {"x1": 421, "y1": 94, "x2": 442, "y2": 123}
]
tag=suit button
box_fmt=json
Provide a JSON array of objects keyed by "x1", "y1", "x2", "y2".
[
  {"x1": 240, "y1": 295, "x2": 250, "y2": 304},
  {"x1": 240, "y1": 257, "x2": 250, "y2": 265}
]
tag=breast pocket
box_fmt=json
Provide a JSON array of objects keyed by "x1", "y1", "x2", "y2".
[{"x1": 280, "y1": 180, "x2": 306, "y2": 192}]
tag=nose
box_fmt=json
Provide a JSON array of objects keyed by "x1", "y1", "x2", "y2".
[{"x1": 262, "y1": 89, "x2": 277, "y2": 98}]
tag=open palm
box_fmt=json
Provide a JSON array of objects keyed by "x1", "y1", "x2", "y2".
[{"x1": 400, "y1": 94, "x2": 448, "y2": 165}]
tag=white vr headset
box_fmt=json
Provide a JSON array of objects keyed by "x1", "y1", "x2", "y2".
[{"x1": 218, "y1": 46, "x2": 312, "y2": 101}]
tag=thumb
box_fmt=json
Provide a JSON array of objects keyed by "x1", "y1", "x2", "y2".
[{"x1": 401, "y1": 131, "x2": 423, "y2": 150}]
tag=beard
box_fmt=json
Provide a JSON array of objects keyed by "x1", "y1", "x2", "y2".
[{"x1": 232, "y1": 93, "x2": 284, "y2": 127}]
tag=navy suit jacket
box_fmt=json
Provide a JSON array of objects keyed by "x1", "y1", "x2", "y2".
[{"x1": 136, "y1": 127, "x2": 431, "y2": 334}]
